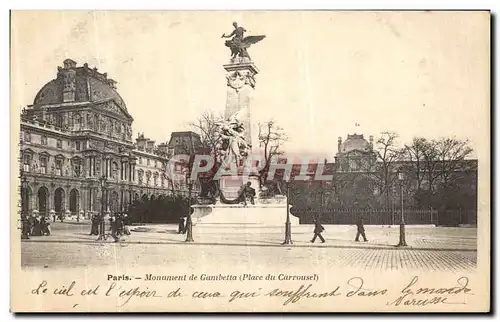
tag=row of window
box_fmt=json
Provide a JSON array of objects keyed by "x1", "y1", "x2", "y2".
[
  {"x1": 23, "y1": 131, "x2": 89, "y2": 151},
  {"x1": 137, "y1": 156, "x2": 162, "y2": 168},
  {"x1": 24, "y1": 132, "x2": 165, "y2": 169},
  {"x1": 23, "y1": 153, "x2": 168, "y2": 187},
  {"x1": 136, "y1": 169, "x2": 165, "y2": 187},
  {"x1": 22, "y1": 154, "x2": 82, "y2": 177}
]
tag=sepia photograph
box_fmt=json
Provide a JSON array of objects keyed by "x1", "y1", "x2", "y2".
[{"x1": 10, "y1": 10, "x2": 490, "y2": 312}]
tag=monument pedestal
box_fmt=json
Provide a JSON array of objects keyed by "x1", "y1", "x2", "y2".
[{"x1": 191, "y1": 197, "x2": 299, "y2": 227}]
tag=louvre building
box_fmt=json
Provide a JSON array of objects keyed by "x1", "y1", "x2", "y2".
[{"x1": 19, "y1": 59, "x2": 198, "y2": 219}]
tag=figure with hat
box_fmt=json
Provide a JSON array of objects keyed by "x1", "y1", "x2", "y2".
[{"x1": 311, "y1": 216, "x2": 326, "y2": 243}]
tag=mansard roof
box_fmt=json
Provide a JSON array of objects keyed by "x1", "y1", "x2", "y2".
[{"x1": 33, "y1": 60, "x2": 127, "y2": 112}]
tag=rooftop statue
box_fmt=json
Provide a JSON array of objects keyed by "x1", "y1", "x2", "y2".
[{"x1": 222, "y1": 22, "x2": 266, "y2": 61}]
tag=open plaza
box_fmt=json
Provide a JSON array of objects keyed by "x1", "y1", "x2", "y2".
[{"x1": 21, "y1": 220, "x2": 476, "y2": 273}]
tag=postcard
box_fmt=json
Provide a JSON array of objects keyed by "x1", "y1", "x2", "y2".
[{"x1": 10, "y1": 10, "x2": 490, "y2": 312}]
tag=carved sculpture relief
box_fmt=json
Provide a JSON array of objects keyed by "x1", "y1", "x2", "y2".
[
  {"x1": 226, "y1": 70, "x2": 256, "y2": 91},
  {"x1": 102, "y1": 101, "x2": 123, "y2": 115},
  {"x1": 63, "y1": 72, "x2": 76, "y2": 91}
]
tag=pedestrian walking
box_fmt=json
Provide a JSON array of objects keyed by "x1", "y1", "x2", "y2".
[
  {"x1": 90, "y1": 212, "x2": 99, "y2": 235},
  {"x1": 178, "y1": 217, "x2": 185, "y2": 234},
  {"x1": 311, "y1": 217, "x2": 325, "y2": 243},
  {"x1": 40, "y1": 216, "x2": 50, "y2": 236},
  {"x1": 32, "y1": 215, "x2": 42, "y2": 236},
  {"x1": 110, "y1": 214, "x2": 120, "y2": 243},
  {"x1": 123, "y1": 214, "x2": 131, "y2": 235},
  {"x1": 355, "y1": 217, "x2": 368, "y2": 242}
]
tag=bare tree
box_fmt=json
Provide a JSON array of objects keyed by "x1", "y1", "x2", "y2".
[
  {"x1": 258, "y1": 120, "x2": 288, "y2": 189},
  {"x1": 435, "y1": 137, "x2": 474, "y2": 188},
  {"x1": 189, "y1": 111, "x2": 223, "y2": 162},
  {"x1": 372, "y1": 132, "x2": 404, "y2": 207},
  {"x1": 419, "y1": 139, "x2": 440, "y2": 193}
]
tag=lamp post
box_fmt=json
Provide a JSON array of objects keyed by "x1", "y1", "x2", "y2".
[
  {"x1": 396, "y1": 172, "x2": 407, "y2": 247},
  {"x1": 97, "y1": 175, "x2": 107, "y2": 241},
  {"x1": 282, "y1": 182, "x2": 293, "y2": 245},
  {"x1": 185, "y1": 174, "x2": 194, "y2": 243},
  {"x1": 21, "y1": 175, "x2": 29, "y2": 240}
]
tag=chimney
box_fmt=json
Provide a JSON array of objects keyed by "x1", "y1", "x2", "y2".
[
  {"x1": 369, "y1": 135, "x2": 374, "y2": 149},
  {"x1": 136, "y1": 134, "x2": 147, "y2": 151},
  {"x1": 338, "y1": 137, "x2": 342, "y2": 153},
  {"x1": 157, "y1": 142, "x2": 170, "y2": 156},
  {"x1": 63, "y1": 59, "x2": 77, "y2": 69},
  {"x1": 146, "y1": 140, "x2": 155, "y2": 153}
]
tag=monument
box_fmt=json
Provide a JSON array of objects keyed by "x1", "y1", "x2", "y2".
[{"x1": 191, "y1": 22, "x2": 299, "y2": 227}]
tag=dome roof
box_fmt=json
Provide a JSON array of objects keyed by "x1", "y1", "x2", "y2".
[
  {"x1": 33, "y1": 60, "x2": 127, "y2": 111},
  {"x1": 340, "y1": 134, "x2": 371, "y2": 153}
]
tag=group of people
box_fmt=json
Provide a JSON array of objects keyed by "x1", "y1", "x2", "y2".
[
  {"x1": 22, "y1": 213, "x2": 51, "y2": 237},
  {"x1": 311, "y1": 217, "x2": 369, "y2": 244},
  {"x1": 90, "y1": 212, "x2": 131, "y2": 242}
]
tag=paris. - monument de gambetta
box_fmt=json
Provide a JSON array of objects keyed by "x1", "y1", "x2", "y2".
[{"x1": 19, "y1": 59, "x2": 195, "y2": 219}]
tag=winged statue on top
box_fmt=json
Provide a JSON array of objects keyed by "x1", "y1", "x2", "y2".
[{"x1": 222, "y1": 22, "x2": 266, "y2": 60}]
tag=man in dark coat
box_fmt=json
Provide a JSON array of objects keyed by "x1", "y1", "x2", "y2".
[
  {"x1": 90, "y1": 212, "x2": 99, "y2": 235},
  {"x1": 355, "y1": 217, "x2": 368, "y2": 242},
  {"x1": 311, "y1": 217, "x2": 326, "y2": 243},
  {"x1": 240, "y1": 182, "x2": 256, "y2": 206},
  {"x1": 178, "y1": 217, "x2": 185, "y2": 234}
]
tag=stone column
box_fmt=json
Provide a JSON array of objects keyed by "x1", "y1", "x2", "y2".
[
  {"x1": 31, "y1": 183, "x2": 38, "y2": 211},
  {"x1": 221, "y1": 59, "x2": 261, "y2": 199},
  {"x1": 223, "y1": 60, "x2": 259, "y2": 150},
  {"x1": 87, "y1": 157, "x2": 91, "y2": 177},
  {"x1": 65, "y1": 185, "x2": 71, "y2": 211},
  {"x1": 105, "y1": 157, "x2": 110, "y2": 178},
  {"x1": 48, "y1": 185, "x2": 55, "y2": 214},
  {"x1": 81, "y1": 188, "x2": 86, "y2": 212}
]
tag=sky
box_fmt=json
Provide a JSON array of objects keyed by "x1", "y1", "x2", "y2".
[{"x1": 11, "y1": 11, "x2": 489, "y2": 161}]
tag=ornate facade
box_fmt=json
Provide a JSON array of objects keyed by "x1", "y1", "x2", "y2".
[
  {"x1": 19, "y1": 59, "x2": 187, "y2": 219},
  {"x1": 334, "y1": 134, "x2": 377, "y2": 172}
]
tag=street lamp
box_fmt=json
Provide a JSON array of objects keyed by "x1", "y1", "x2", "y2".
[
  {"x1": 97, "y1": 175, "x2": 107, "y2": 241},
  {"x1": 185, "y1": 174, "x2": 194, "y2": 243},
  {"x1": 20, "y1": 175, "x2": 29, "y2": 240},
  {"x1": 282, "y1": 182, "x2": 293, "y2": 245},
  {"x1": 396, "y1": 172, "x2": 407, "y2": 247}
]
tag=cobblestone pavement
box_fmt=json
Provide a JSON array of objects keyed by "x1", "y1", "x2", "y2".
[{"x1": 20, "y1": 222, "x2": 476, "y2": 272}]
